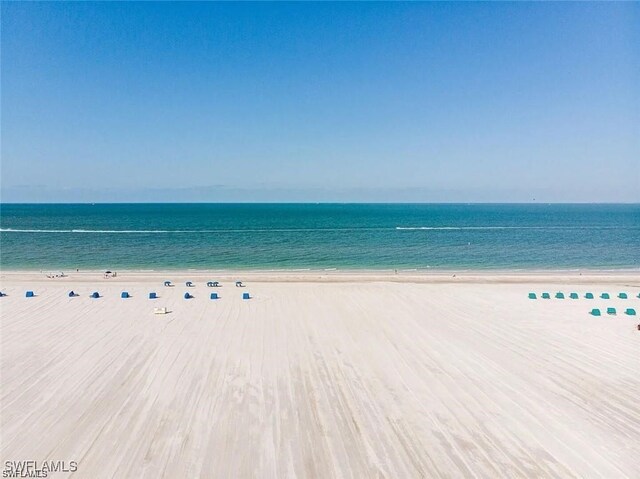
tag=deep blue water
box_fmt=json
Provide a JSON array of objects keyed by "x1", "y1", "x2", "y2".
[{"x1": 1, "y1": 203, "x2": 638, "y2": 270}]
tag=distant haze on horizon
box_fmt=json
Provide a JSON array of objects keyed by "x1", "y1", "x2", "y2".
[{"x1": 1, "y1": 2, "x2": 639, "y2": 203}]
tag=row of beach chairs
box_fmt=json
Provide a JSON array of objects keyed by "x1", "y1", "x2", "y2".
[
  {"x1": 529, "y1": 292, "x2": 638, "y2": 300},
  {"x1": 185, "y1": 292, "x2": 250, "y2": 299},
  {"x1": 16, "y1": 290, "x2": 251, "y2": 300},
  {"x1": 590, "y1": 308, "x2": 636, "y2": 316},
  {"x1": 164, "y1": 281, "x2": 243, "y2": 287}
]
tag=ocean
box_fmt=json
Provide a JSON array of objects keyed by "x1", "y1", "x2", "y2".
[{"x1": 0, "y1": 203, "x2": 638, "y2": 270}]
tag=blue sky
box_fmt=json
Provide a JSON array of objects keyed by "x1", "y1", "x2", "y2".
[{"x1": 2, "y1": 2, "x2": 638, "y2": 202}]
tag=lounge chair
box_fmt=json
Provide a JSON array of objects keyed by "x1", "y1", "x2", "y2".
[
  {"x1": 25, "y1": 291, "x2": 34, "y2": 298},
  {"x1": 601, "y1": 293, "x2": 610, "y2": 299},
  {"x1": 625, "y1": 308, "x2": 636, "y2": 316},
  {"x1": 242, "y1": 292, "x2": 250, "y2": 300},
  {"x1": 0, "y1": 292, "x2": 5, "y2": 297},
  {"x1": 236, "y1": 281, "x2": 244, "y2": 287},
  {"x1": 569, "y1": 292, "x2": 578, "y2": 299},
  {"x1": 585, "y1": 293, "x2": 594, "y2": 299},
  {"x1": 186, "y1": 281, "x2": 193, "y2": 287},
  {"x1": 149, "y1": 292, "x2": 157, "y2": 299},
  {"x1": 91, "y1": 292, "x2": 99, "y2": 298},
  {"x1": 528, "y1": 293, "x2": 537, "y2": 299},
  {"x1": 164, "y1": 281, "x2": 172, "y2": 287},
  {"x1": 210, "y1": 292, "x2": 218, "y2": 300},
  {"x1": 153, "y1": 307, "x2": 168, "y2": 315},
  {"x1": 541, "y1": 292, "x2": 550, "y2": 299},
  {"x1": 606, "y1": 307, "x2": 616, "y2": 315},
  {"x1": 555, "y1": 292, "x2": 564, "y2": 299},
  {"x1": 121, "y1": 291, "x2": 130, "y2": 299},
  {"x1": 212, "y1": 281, "x2": 220, "y2": 287},
  {"x1": 184, "y1": 292, "x2": 192, "y2": 299},
  {"x1": 590, "y1": 308, "x2": 601, "y2": 316},
  {"x1": 207, "y1": 281, "x2": 214, "y2": 287},
  {"x1": 618, "y1": 293, "x2": 628, "y2": 299}
]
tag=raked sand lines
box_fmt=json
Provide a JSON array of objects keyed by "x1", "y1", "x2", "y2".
[{"x1": 1, "y1": 276, "x2": 639, "y2": 478}]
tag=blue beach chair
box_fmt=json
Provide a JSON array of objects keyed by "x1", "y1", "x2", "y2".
[
  {"x1": 528, "y1": 293, "x2": 537, "y2": 299},
  {"x1": 569, "y1": 293, "x2": 578, "y2": 299},
  {"x1": 590, "y1": 308, "x2": 601, "y2": 316},
  {"x1": 618, "y1": 293, "x2": 628, "y2": 299},
  {"x1": 606, "y1": 307, "x2": 616, "y2": 315},
  {"x1": 585, "y1": 293, "x2": 594, "y2": 299},
  {"x1": 210, "y1": 292, "x2": 218, "y2": 300},
  {"x1": 149, "y1": 292, "x2": 157, "y2": 299},
  {"x1": 242, "y1": 292, "x2": 250, "y2": 300},
  {"x1": 601, "y1": 293, "x2": 610, "y2": 299},
  {"x1": 91, "y1": 292, "x2": 99, "y2": 299},
  {"x1": 541, "y1": 292, "x2": 550, "y2": 299},
  {"x1": 121, "y1": 291, "x2": 130, "y2": 299},
  {"x1": 555, "y1": 292, "x2": 564, "y2": 299},
  {"x1": 625, "y1": 308, "x2": 636, "y2": 316},
  {"x1": 184, "y1": 292, "x2": 192, "y2": 299},
  {"x1": 25, "y1": 291, "x2": 34, "y2": 298}
]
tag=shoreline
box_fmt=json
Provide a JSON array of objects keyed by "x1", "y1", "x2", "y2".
[
  {"x1": 2, "y1": 266, "x2": 639, "y2": 273},
  {"x1": 2, "y1": 268, "x2": 640, "y2": 285}
]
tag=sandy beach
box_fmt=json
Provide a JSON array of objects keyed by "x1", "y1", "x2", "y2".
[{"x1": 1, "y1": 270, "x2": 639, "y2": 478}]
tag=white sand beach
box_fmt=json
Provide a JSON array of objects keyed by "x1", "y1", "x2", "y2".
[{"x1": 1, "y1": 270, "x2": 639, "y2": 478}]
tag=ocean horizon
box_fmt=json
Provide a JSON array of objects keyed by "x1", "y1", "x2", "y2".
[{"x1": 1, "y1": 203, "x2": 639, "y2": 271}]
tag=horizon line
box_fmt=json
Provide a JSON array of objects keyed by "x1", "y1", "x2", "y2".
[{"x1": 1, "y1": 201, "x2": 639, "y2": 206}]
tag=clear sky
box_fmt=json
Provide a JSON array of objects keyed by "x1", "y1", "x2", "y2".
[{"x1": 1, "y1": 2, "x2": 638, "y2": 203}]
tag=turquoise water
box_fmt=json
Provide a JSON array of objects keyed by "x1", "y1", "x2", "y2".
[{"x1": 1, "y1": 203, "x2": 638, "y2": 270}]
